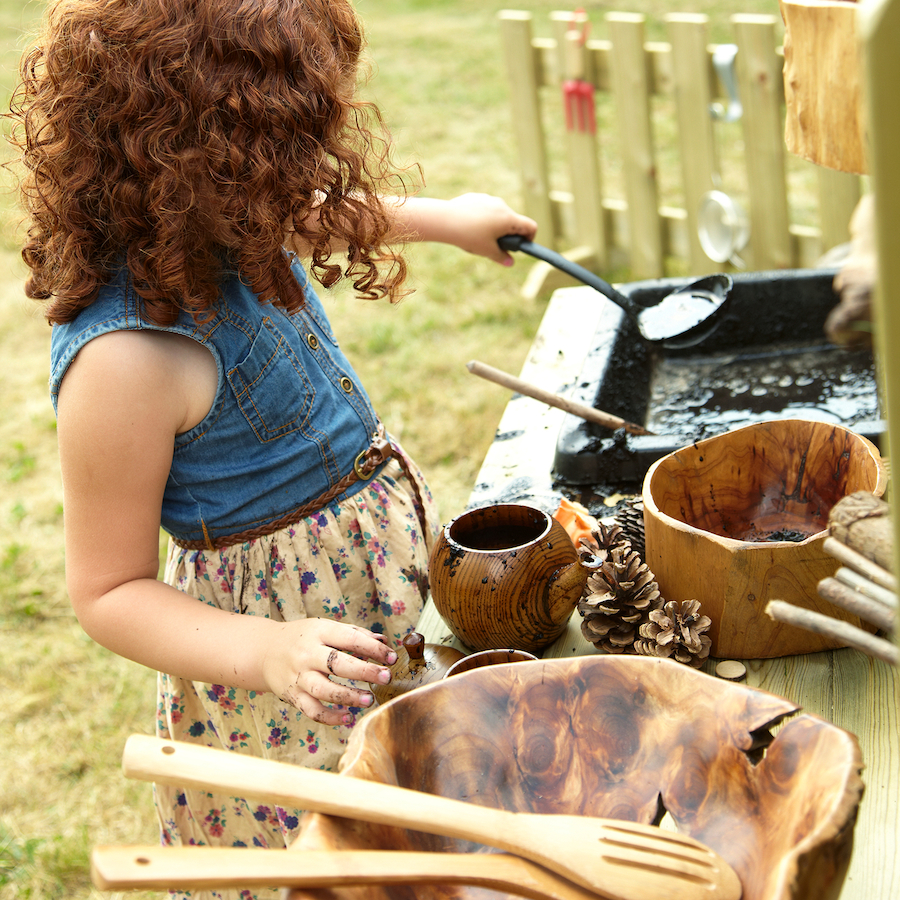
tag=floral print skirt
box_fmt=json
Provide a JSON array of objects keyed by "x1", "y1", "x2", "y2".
[{"x1": 154, "y1": 452, "x2": 439, "y2": 900}]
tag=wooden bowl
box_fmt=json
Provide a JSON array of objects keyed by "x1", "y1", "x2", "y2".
[
  {"x1": 642, "y1": 418, "x2": 886, "y2": 658},
  {"x1": 292, "y1": 656, "x2": 863, "y2": 900},
  {"x1": 443, "y1": 648, "x2": 538, "y2": 677},
  {"x1": 371, "y1": 633, "x2": 466, "y2": 705}
]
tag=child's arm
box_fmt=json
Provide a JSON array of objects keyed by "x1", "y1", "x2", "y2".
[
  {"x1": 286, "y1": 193, "x2": 537, "y2": 265},
  {"x1": 382, "y1": 193, "x2": 538, "y2": 265},
  {"x1": 56, "y1": 330, "x2": 395, "y2": 727}
]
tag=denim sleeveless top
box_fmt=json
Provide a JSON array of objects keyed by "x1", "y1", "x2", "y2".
[{"x1": 49, "y1": 258, "x2": 384, "y2": 545}]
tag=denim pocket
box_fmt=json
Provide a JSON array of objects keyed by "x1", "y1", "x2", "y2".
[{"x1": 227, "y1": 317, "x2": 314, "y2": 441}]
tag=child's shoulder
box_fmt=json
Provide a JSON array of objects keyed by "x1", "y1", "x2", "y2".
[{"x1": 58, "y1": 329, "x2": 217, "y2": 437}]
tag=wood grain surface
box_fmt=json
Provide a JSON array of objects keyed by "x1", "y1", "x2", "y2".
[
  {"x1": 642, "y1": 419, "x2": 886, "y2": 658},
  {"x1": 428, "y1": 505, "x2": 591, "y2": 653},
  {"x1": 781, "y1": 0, "x2": 866, "y2": 174}
]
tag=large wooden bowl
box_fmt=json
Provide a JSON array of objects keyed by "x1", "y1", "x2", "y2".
[
  {"x1": 291, "y1": 656, "x2": 863, "y2": 900},
  {"x1": 642, "y1": 419, "x2": 886, "y2": 658}
]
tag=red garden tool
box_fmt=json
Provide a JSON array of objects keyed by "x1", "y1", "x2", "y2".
[{"x1": 562, "y1": 9, "x2": 595, "y2": 134}]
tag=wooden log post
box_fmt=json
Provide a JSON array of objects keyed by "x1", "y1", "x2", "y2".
[
  {"x1": 606, "y1": 12, "x2": 664, "y2": 279},
  {"x1": 780, "y1": 0, "x2": 867, "y2": 175},
  {"x1": 858, "y1": 0, "x2": 900, "y2": 724},
  {"x1": 732, "y1": 14, "x2": 792, "y2": 271}
]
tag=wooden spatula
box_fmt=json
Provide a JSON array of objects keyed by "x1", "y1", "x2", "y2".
[
  {"x1": 91, "y1": 846, "x2": 620, "y2": 900},
  {"x1": 123, "y1": 735, "x2": 742, "y2": 900}
]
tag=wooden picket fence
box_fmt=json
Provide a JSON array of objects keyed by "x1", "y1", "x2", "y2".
[{"x1": 500, "y1": 10, "x2": 864, "y2": 293}]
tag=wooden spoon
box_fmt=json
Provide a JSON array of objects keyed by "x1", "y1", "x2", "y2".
[
  {"x1": 123, "y1": 735, "x2": 742, "y2": 900},
  {"x1": 91, "y1": 846, "x2": 616, "y2": 900}
]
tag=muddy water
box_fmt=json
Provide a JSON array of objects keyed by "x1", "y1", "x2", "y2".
[{"x1": 645, "y1": 339, "x2": 878, "y2": 440}]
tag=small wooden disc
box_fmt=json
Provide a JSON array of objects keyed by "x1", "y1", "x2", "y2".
[{"x1": 715, "y1": 660, "x2": 747, "y2": 681}]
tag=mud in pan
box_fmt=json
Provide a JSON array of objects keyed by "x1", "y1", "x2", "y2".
[{"x1": 553, "y1": 268, "x2": 883, "y2": 488}]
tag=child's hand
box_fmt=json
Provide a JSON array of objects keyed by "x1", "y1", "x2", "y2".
[
  {"x1": 261, "y1": 619, "x2": 397, "y2": 726},
  {"x1": 396, "y1": 193, "x2": 537, "y2": 265},
  {"x1": 442, "y1": 193, "x2": 538, "y2": 266}
]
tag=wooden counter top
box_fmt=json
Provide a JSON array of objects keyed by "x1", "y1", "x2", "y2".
[{"x1": 416, "y1": 286, "x2": 899, "y2": 900}]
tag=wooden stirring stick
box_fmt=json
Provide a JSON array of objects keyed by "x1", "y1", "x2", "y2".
[{"x1": 466, "y1": 360, "x2": 653, "y2": 436}]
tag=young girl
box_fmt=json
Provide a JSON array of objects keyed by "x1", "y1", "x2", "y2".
[{"x1": 10, "y1": 0, "x2": 536, "y2": 882}]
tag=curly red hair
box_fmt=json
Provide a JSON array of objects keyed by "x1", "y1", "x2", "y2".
[{"x1": 10, "y1": 0, "x2": 414, "y2": 325}]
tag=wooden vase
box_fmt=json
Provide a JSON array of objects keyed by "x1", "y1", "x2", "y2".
[{"x1": 642, "y1": 419, "x2": 886, "y2": 658}]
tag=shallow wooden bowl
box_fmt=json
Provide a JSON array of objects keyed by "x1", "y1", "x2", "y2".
[
  {"x1": 291, "y1": 656, "x2": 863, "y2": 900},
  {"x1": 642, "y1": 419, "x2": 886, "y2": 658},
  {"x1": 443, "y1": 647, "x2": 538, "y2": 677}
]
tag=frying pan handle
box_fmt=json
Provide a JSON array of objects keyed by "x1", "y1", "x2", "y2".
[{"x1": 496, "y1": 235, "x2": 639, "y2": 316}]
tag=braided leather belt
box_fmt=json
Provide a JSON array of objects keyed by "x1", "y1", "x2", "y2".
[{"x1": 172, "y1": 425, "x2": 400, "y2": 552}]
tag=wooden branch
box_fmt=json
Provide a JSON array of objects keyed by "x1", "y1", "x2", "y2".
[
  {"x1": 835, "y1": 566, "x2": 898, "y2": 609},
  {"x1": 823, "y1": 537, "x2": 897, "y2": 593},
  {"x1": 817, "y1": 577, "x2": 896, "y2": 632},
  {"x1": 766, "y1": 601, "x2": 898, "y2": 665}
]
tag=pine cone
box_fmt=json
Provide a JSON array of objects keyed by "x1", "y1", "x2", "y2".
[
  {"x1": 634, "y1": 599, "x2": 712, "y2": 668},
  {"x1": 578, "y1": 521, "x2": 630, "y2": 558},
  {"x1": 578, "y1": 546, "x2": 661, "y2": 653},
  {"x1": 614, "y1": 498, "x2": 645, "y2": 559}
]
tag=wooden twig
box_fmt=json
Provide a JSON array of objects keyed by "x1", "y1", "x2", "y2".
[
  {"x1": 466, "y1": 360, "x2": 653, "y2": 436},
  {"x1": 817, "y1": 577, "x2": 896, "y2": 632},
  {"x1": 766, "y1": 601, "x2": 898, "y2": 665},
  {"x1": 834, "y1": 566, "x2": 898, "y2": 609},
  {"x1": 823, "y1": 537, "x2": 897, "y2": 593}
]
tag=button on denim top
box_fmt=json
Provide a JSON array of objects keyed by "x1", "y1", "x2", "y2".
[{"x1": 49, "y1": 258, "x2": 383, "y2": 545}]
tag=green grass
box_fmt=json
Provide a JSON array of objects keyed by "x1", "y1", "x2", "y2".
[{"x1": 0, "y1": 1, "x2": 787, "y2": 897}]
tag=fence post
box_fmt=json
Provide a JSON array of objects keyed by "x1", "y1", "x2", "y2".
[
  {"x1": 732, "y1": 14, "x2": 792, "y2": 270},
  {"x1": 666, "y1": 13, "x2": 723, "y2": 274},
  {"x1": 606, "y1": 12, "x2": 663, "y2": 278},
  {"x1": 550, "y1": 11, "x2": 608, "y2": 269},
  {"x1": 499, "y1": 11, "x2": 556, "y2": 244},
  {"x1": 818, "y1": 169, "x2": 862, "y2": 252}
]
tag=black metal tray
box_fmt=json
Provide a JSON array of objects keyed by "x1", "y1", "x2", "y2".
[{"x1": 553, "y1": 269, "x2": 883, "y2": 487}]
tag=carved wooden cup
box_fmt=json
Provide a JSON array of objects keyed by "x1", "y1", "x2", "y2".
[
  {"x1": 428, "y1": 504, "x2": 596, "y2": 653},
  {"x1": 643, "y1": 418, "x2": 886, "y2": 658},
  {"x1": 292, "y1": 656, "x2": 864, "y2": 900}
]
